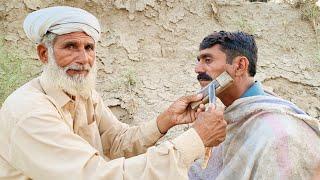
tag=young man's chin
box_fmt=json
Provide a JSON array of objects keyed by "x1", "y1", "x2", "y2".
[{"x1": 199, "y1": 80, "x2": 211, "y2": 88}]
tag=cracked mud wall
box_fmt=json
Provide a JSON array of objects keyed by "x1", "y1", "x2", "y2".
[{"x1": 1, "y1": 0, "x2": 319, "y2": 139}]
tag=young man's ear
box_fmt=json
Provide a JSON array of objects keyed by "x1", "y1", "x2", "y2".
[
  {"x1": 37, "y1": 44, "x2": 48, "y2": 64},
  {"x1": 233, "y1": 56, "x2": 249, "y2": 76}
]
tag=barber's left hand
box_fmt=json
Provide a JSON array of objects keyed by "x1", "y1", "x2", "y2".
[{"x1": 156, "y1": 94, "x2": 204, "y2": 134}]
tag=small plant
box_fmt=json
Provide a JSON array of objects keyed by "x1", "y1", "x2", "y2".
[
  {"x1": 301, "y1": 0, "x2": 319, "y2": 32},
  {"x1": 288, "y1": 0, "x2": 320, "y2": 52},
  {"x1": 236, "y1": 17, "x2": 247, "y2": 31},
  {"x1": 300, "y1": 0, "x2": 319, "y2": 19},
  {"x1": 235, "y1": 17, "x2": 256, "y2": 35},
  {"x1": 123, "y1": 68, "x2": 137, "y2": 87},
  {"x1": 288, "y1": 0, "x2": 320, "y2": 35},
  {"x1": 120, "y1": 68, "x2": 138, "y2": 114}
]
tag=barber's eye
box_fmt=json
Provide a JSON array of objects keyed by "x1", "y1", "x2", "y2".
[{"x1": 65, "y1": 44, "x2": 76, "y2": 49}]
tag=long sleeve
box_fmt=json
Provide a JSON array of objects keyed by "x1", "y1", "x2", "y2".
[
  {"x1": 94, "y1": 94, "x2": 164, "y2": 159},
  {"x1": 10, "y1": 108, "x2": 205, "y2": 180}
]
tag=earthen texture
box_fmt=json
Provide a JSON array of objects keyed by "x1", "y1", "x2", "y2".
[{"x1": 1, "y1": 0, "x2": 319, "y2": 139}]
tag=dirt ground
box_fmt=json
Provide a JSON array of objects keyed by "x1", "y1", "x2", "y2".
[{"x1": 1, "y1": 0, "x2": 319, "y2": 139}]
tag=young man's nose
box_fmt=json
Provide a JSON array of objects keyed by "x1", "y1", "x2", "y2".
[{"x1": 195, "y1": 62, "x2": 205, "y2": 74}]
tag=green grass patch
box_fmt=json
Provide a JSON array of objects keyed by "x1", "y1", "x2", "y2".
[
  {"x1": 0, "y1": 37, "x2": 40, "y2": 105},
  {"x1": 287, "y1": 0, "x2": 320, "y2": 35}
]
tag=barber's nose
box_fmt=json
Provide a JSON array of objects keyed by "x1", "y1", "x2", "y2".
[{"x1": 77, "y1": 49, "x2": 89, "y2": 65}]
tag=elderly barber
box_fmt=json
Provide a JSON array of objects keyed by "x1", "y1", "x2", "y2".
[{"x1": 0, "y1": 6, "x2": 227, "y2": 179}]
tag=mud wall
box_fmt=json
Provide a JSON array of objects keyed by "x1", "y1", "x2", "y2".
[{"x1": 1, "y1": 0, "x2": 319, "y2": 139}]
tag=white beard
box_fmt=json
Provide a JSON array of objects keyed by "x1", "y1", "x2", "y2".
[{"x1": 41, "y1": 47, "x2": 97, "y2": 98}]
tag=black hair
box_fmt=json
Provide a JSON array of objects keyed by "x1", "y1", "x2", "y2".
[{"x1": 199, "y1": 31, "x2": 257, "y2": 77}]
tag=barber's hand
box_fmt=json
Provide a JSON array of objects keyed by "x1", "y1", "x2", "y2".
[
  {"x1": 156, "y1": 94, "x2": 204, "y2": 134},
  {"x1": 192, "y1": 104, "x2": 227, "y2": 147}
]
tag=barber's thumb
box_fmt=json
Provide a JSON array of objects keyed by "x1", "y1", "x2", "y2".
[{"x1": 189, "y1": 93, "x2": 203, "y2": 102}]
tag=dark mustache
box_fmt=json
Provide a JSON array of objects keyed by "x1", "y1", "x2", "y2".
[{"x1": 197, "y1": 73, "x2": 213, "y2": 81}]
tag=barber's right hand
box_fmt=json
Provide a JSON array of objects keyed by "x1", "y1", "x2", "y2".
[{"x1": 192, "y1": 104, "x2": 227, "y2": 147}]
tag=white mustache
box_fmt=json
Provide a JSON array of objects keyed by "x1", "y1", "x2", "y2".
[{"x1": 65, "y1": 64, "x2": 91, "y2": 72}]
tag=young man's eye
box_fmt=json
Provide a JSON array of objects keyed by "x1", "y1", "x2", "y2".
[
  {"x1": 85, "y1": 44, "x2": 94, "y2": 51},
  {"x1": 205, "y1": 58, "x2": 212, "y2": 63}
]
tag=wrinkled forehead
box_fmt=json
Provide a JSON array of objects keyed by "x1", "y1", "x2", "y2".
[{"x1": 53, "y1": 32, "x2": 95, "y2": 45}]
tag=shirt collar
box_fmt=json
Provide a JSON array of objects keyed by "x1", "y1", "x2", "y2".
[
  {"x1": 39, "y1": 75, "x2": 73, "y2": 107},
  {"x1": 240, "y1": 81, "x2": 266, "y2": 98}
]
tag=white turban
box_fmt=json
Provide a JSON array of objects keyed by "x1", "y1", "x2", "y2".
[{"x1": 23, "y1": 6, "x2": 101, "y2": 43}]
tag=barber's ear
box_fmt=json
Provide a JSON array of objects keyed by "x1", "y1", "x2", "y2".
[
  {"x1": 37, "y1": 44, "x2": 48, "y2": 64},
  {"x1": 233, "y1": 56, "x2": 249, "y2": 76}
]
